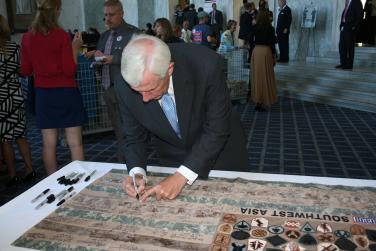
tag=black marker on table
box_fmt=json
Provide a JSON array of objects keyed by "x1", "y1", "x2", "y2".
[
  {"x1": 84, "y1": 170, "x2": 96, "y2": 182},
  {"x1": 57, "y1": 191, "x2": 76, "y2": 206},
  {"x1": 31, "y1": 188, "x2": 50, "y2": 203}
]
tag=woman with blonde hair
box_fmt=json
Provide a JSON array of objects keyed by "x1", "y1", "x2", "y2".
[
  {"x1": 20, "y1": 0, "x2": 86, "y2": 175},
  {"x1": 0, "y1": 15, "x2": 35, "y2": 186}
]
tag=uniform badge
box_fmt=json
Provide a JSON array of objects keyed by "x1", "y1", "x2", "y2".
[
  {"x1": 268, "y1": 225, "x2": 284, "y2": 234},
  {"x1": 234, "y1": 220, "x2": 251, "y2": 231},
  {"x1": 317, "y1": 223, "x2": 332, "y2": 233},
  {"x1": 217, "y1": 223, "x2": 233, "y2": 234},
  {"x1": 248, "y1": 239, "x2": 266, "y2": 251},
  {"x1": 281, "y1": 242, "x2": 306, "y2": 251},
  {"x1": 284, "y1": 220, "x2": 300, "y2": 229},
  {"x1": 334, "y1": 230, "x2": 351, "y2": 238},
  {"x1": 300, "y1": 222, "x2": 315, "y2": 233},
  {"x1": 251, "y1": 218, "x2": 268, "y2": 228},
  {"x1": 116, "y1": 35, "x2": 122, "y2": 42},
  {"x1": 317, "y1": 242, "x2": 339, "y2": 251}
]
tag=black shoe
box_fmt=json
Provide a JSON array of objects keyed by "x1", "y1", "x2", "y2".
[
  {"x1": 6, "y1": 176, "x2": 20, "y2": 187},
  {"x1": 342, "y1": 66, "x2": 353, "y2": 70},
  {"x1": 335, "y1": 64, "x2": 343, "y2": 69},
  {"x1": 22, "y1": 171, "x2": 36, "y2": 183}
]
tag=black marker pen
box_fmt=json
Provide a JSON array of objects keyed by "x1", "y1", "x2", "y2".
[{"x1": 31, "y1": 188, "x2": 50, "y2": 203}]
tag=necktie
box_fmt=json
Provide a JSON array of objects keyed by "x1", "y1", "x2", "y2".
[
  {"x1": 342, "y1": 0, "x2": 350, "y2": 22},
  {"x1": 101, "y1": 32, "x2": 114, "y2": 89},
  {"x1": 161, "y1": 93, "x2": 181, "y2": 138}
]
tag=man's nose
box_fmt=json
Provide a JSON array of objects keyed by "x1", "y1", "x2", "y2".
[{"x1": 141, "y1": 93, "x2": 151, "y2": 102}]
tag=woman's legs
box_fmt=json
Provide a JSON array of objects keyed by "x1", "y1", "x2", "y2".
[
  {"x1": 65, "y1": 126, "x2": 84, "y2": 161},
  {"x1": 41, "y1": 129, "x2": 58, "y2": 175},
  {"x1": 15, "y1": 137, "x2": 33, "y2": 175},
  {"x1": 1, "y1": 141, "x2": 16, "y2": 178}
]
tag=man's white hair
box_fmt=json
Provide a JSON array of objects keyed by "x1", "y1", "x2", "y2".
[{"x1": 121, "y1": 34, "x2": 171, "y2": 87}]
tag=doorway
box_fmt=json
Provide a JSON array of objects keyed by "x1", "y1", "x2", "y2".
[{"x1": 6, "y1": 0, "x2": 37, "y2": 32}]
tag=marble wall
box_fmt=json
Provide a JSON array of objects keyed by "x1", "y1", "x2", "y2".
[
  {"x1": 60, "y1": 0, "x2": 85, "y2": 31},
  {"x1": 84, "y1": 0, "x2": 106, "y2": 32},
  {"x1": 1, "y1": 0, "x2": 354, "y2": 59}
]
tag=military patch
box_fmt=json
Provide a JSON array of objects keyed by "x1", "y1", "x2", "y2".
[
  {"x1": 231, "y1": 230, "x2": 250, "y2": 240},
  {"x1": 231, "y1": 243, "x2": 246, "y2": 251},
  {"x1": 234, "y1": 220, "x2": 251, "y2": 231},
  {"x1": 317, "y1": 223, "x2": 332, "y2": 233},
  {"x1": 281, "y1": 242, "x2": 306, "y2": 251},
  {"x1": 300, "y1": 222, "x2": 315, "y2": 233},
  {"x1": 350, "y1": 224, "x2": 365, "y2": 235},
  {"x1": 334, "y1": 237, "x2": 357, "y2": 251},
  {"x1": 265, "y1": 235, "x2": 287, "y2": 247},
  {"x1": 317, "y1": 242, "x2": 339, "y2": 251},
  {"x1": 248, "y1": 239, "x2": 267, "y2": 251},
  {"x1": 285, "y1": 230, "x2": 300, "y2": 239},
  {"x1": 317, "y1": 234, "x2": 335, "y2": 242},
  {"x1": 213, "y1": 233, "x2": 231, "y2": 246},
  {"x1": 334, "y1": 230, "x2": 351, "y2": 238},
  {"x1": 353, "y1": 235, "x2": 369, "y2": 248},
  {"x1": 250, "y1": 228, "x2": 268, "y2": 238},
  {"x1": 223, "y1": 214, "x2": 237, "y2": 224},
  {"x1": 284, "y1": 220, "x2": 300, "y2": 229},
  {"x1": 366, "y1": 229, "x2": 376, "y2": 241},
  {"x1": 299, "y1": 234, "x2": 317, "y2": 246},
  {"x1": 211, "y1": 245, "x2": 228, "y2": 251},
  {"x1": 268, "y1": 225, "x2": 284, "y2": 234},
  {"x1": 251, "y1": 218, "x2": 269, "y2": 228},
  {"x1": 218, "y1": 223, "x2": 233, "y2": 234}
]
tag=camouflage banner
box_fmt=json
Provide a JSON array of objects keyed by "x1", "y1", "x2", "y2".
[{"x1": 13, "y1": 170, "x2": 376, "y2": 251}]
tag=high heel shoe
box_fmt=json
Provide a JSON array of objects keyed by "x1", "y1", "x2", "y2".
[
  {"x1": 6, "y1": 176, "x2": 20, "y2": 187},
  {"x1": 22, "y1": 171, "x2": 36, "y2": 183}
]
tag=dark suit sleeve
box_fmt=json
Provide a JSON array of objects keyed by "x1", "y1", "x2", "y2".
[
  {"x1": 183, "y1": 55, "x2": 232, "y2": 174},
  {"x1": 114, "y1": 77, "x2": 150, "y2": 171}
]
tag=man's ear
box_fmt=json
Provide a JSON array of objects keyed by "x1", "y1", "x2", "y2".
[{"x1": 168, "y1": 62, "x2": 175, "y2": 76}]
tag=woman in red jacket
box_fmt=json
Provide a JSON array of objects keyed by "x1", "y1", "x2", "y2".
[{"x1": 20, "y1": 0, "x2": 86, "y2": 175}]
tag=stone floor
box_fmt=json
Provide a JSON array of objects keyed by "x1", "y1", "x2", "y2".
[{"x1": 1, "y1": 96, "x2": 375, "y2": 206}]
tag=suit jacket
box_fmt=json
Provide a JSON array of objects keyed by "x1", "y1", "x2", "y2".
[
  {"x1": 96, "y1": 20, "x2": 139, "y2": 82},
  {"x1": 114, "y1": 43, "x2": 248, "y2": 178},
  {"x1": 239, "y1": 11, "x2": 253, "y2": 40},
  {"x1": 210, "y1": 9, "x2": 224, "y2": 30},
  {"x1": 276, "y1": 5, "x2": 292, "y2": 35},
  {"x1": 340, "y1": 0, "x2": 364, "y2": 32}
]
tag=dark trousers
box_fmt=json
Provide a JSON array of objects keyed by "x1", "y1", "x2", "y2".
[
  {"x1": 339, "y1": 29, "x2": 356, "y2": 68},
  {"x1": 277, "y1": 33, "x2": 289, "y2": 62}
]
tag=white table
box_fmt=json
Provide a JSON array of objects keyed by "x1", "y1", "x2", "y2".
[{"x1": 1, "y1": 160, "x2": 375, "y2": 251}]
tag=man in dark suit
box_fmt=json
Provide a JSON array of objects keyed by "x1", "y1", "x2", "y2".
[
  {"x1": 115, "y1": 35, "x2": 248, "y2": 202},
  {"x1": 276, "y1": 0, "x2": 292, "y2": 63},
  {"x1": 209, "y1": 3, "x2": 224, "y2": 46},
  {"x1": 85, "y1": 0, "x2": 139, "y2": 162},
  {"x1": 336, "y1": 0, "x2": 363, "y2": 70}
]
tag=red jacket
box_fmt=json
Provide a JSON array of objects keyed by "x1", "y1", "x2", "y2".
[{"x1": 20, "y1": 28, "x2": 77, "y2": 88}]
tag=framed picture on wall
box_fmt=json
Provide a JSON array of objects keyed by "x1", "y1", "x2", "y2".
[
  {"x1": 301, "y1": 5, "x2": 318, "y2": 28},
  {"x1": 16, "y1": 0, "x2": 33, "y2": 14}
]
